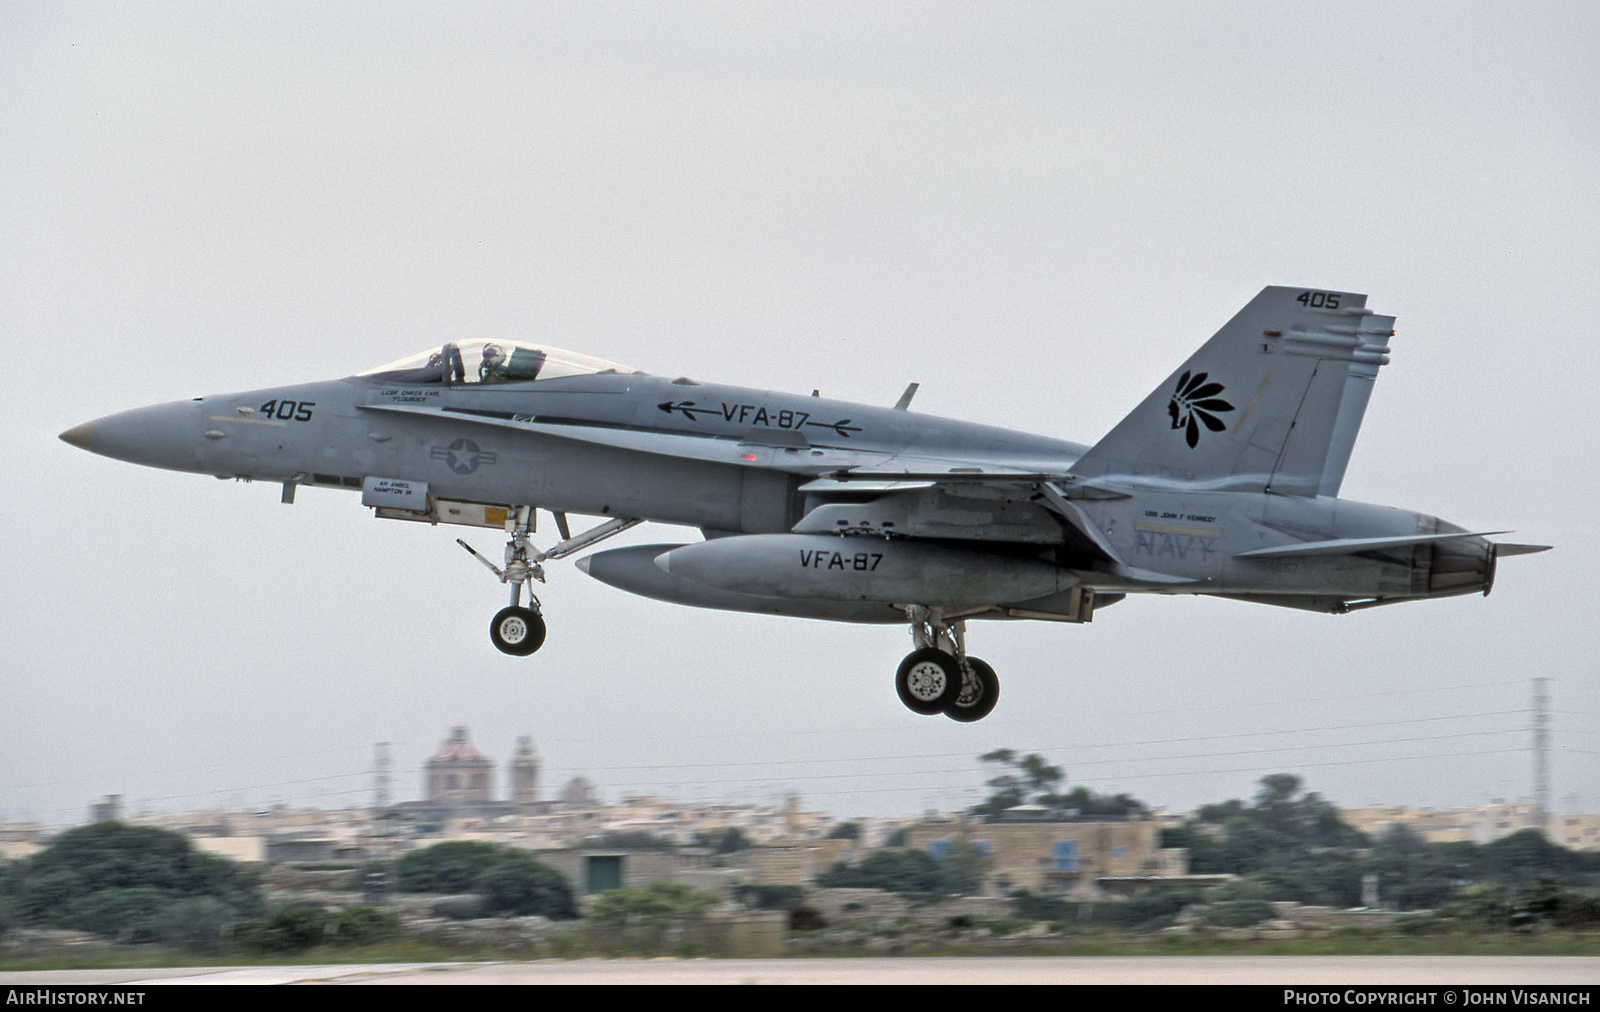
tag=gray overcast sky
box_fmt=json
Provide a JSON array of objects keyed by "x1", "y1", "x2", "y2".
[{"x1": 3, "y1": 2, "x2": 1597, "y2": 827}]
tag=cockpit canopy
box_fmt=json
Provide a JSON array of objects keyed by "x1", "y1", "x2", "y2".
[{"x1": 360, "y1": 340, "x2": 638, "y2": 385}]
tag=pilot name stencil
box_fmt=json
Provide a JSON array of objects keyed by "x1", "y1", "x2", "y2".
[{"x1": 378, "y1": 388, "x2": 440, "y2": 404}]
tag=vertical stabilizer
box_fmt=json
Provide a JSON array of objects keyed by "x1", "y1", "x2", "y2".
[
  {"x1": 1317, "y1": 312, "x2": 1395, "y2": 496},
  {"x1": 1070, "y1": 287, "x2": 1392, "y2": 496}
]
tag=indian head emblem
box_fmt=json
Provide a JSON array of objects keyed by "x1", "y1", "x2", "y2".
[{"x1": 1167, "y1": 370, "x2": 1234, "y2": 448}]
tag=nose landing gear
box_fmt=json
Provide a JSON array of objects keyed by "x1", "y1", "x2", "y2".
[
  {"x1": 459, "y1": 509, "x2": 640, "y2": 656},
  {"x1": 896, "y1": 607, "x2": 1001, "y2": 721}
]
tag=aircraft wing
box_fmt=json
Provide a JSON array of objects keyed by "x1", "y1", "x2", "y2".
[
  {"x1": 363, "y1": 402, "x2": 1114, "y2": 557},
  {"x1": 362, "y1": 403, "x2": 1084, "y2": 484},
  {"x1": 358, "y1": 402, "x2": 902, "y2": 473}
]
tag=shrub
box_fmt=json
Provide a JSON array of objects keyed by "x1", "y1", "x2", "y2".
[
  {"x1": 585, "y1": 883, "x2": 719, "y2": 928},
  {"x1": 234, "y1": 904, "x2": 401, "y2": 953},
  {"x1": 1200, "y1": 900, "x2": 1275, "y2": 928},
  {"x1": 235, "y1": 904, "x2": 332, "y2": 953}
]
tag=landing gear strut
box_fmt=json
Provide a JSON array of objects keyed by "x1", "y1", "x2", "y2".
[
  {"x1": 896, "y1": 607, "x2": 1001, "y2": 721},
  {"x1": 458, "y1": 509, "x2": 640, "y2": 656}
]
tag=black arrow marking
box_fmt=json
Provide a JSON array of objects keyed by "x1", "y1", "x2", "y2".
[
  {"x1": 806, "y1": 418, "x2": 862, "y2": 438},
  {"x1": 657, "y1": 401, "x2": 708, "y2": 422}
]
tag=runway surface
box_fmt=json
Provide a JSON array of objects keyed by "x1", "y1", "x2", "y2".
[{"x1": 4, "y1": 957, "x2": 1599, "y2": 985}]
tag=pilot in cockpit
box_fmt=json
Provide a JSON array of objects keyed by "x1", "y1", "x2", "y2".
[{"x1": 479, "y1": 343, "x2": 508, "y2": 383}]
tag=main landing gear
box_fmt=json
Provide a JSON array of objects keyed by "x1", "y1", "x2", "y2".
[
  {"x1": 458, "y1": 508, "x2": 640, "y2": 656},
  {"x1": 895, "y1": 607, "x2": 1000, "y2": 722}
]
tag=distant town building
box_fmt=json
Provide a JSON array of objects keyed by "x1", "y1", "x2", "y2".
[
  {"x1": 511, "y1": 735, "x2": 541, "y2": 805},
  {"x1": 88, "y1": 795, "x2": 122, "y2": 824},
  {"x1": 425, "y1": 726, "x2": 494, "y2": 806},
  {"x1": 906, "y1": 809, "x2": 1205, "y2": 899},
  {"x1": 1553, "y1": 813, "x2": 1600, "y2": 851},
  {"x1": 1340, "y1": 801, "x2": 1600, "y2": 850},
  {"x1": 560, "y1": 776, "x2": 600, "y2": 806}
]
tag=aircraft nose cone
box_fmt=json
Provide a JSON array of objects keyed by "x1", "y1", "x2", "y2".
[
  {"x1": 59, "y1": 421, "x2": 93, "y2": 450},
  {"x1": 60, "y1": 401, "x2": 205, "y2": 471}
]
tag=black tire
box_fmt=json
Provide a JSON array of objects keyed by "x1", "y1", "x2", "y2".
[
  {"x1": 945, "y1": 657, "x2": 1000, "y2": 723},
  {"x1": 490, "y1": 606, "x2": 546, "y2": 656},
  {"x1": 896, "y1": 648, "x2": 961, "y2": 715}
]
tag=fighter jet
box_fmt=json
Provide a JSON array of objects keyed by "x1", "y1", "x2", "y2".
[{"x1": 60, "y1": 286, "x2": 1547, "y2": 721}]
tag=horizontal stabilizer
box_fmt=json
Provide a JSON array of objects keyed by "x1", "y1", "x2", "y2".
[
  {"x1": 1494, "y1": 543, "x2": 1552, "y2": 557},
  {"x1": 1236, "y1": 531, "x2": 1507, "y2": 559}
]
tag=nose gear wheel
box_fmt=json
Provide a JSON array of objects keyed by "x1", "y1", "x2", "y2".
[{"x1": 490, "y1": 606, "x2": 546, "y2": 656}]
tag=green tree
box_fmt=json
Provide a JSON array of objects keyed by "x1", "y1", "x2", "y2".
[
  {"x1": 395, "y1": 841, "x2": 577, "y2": 919},
  {"x1": 816, "y1": 849, "x2": 947, "y2": 895},
  {"x1": 476, "y1": 851, "x2": 577, "y2": 919},
  {"x1": 1249, "y1": 775, "x2": 1362, "y2": 848},
  {"x1": 972, "y1": 750, "x2": 1145, "y2": 816},
  {"x1": 1370, "y1": 825, "x2": 1459, "y2": 910},
  {"x1": 1170, "y1": 775, "x2": 1366, "y2": 907},
  {"x1": 1479, "y1": 830, "x2": 1592, "y2": 889},
  {"x1": 692, "y1": 827, "x2": 753, "y2": 853},
  {"x1": 816, "y1": 845, "x2": 988, "y2": 897},
  {"x1": 1039, "y1": 786, "x2": 1146, "y2": 817},
  {"x1": 395, "y1": 841, "x2": 503, "y2": 893},
  {"x1": 973, "y1": 749, "x2": 1063, "y2": 814},
  {"x1": 0, "y1": 822, "x2": 263, "y2": 944},
  {"x1": 940, "y1": 841, "x2": 993, "y2": 896}
]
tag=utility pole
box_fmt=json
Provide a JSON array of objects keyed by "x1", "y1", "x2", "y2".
[
  {"x1": 374, "y1": 742, "x2": 392, "y2": 812},
  {"x1": 1532, "y1": 678, "x2": 1550, "y2": 837}
]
